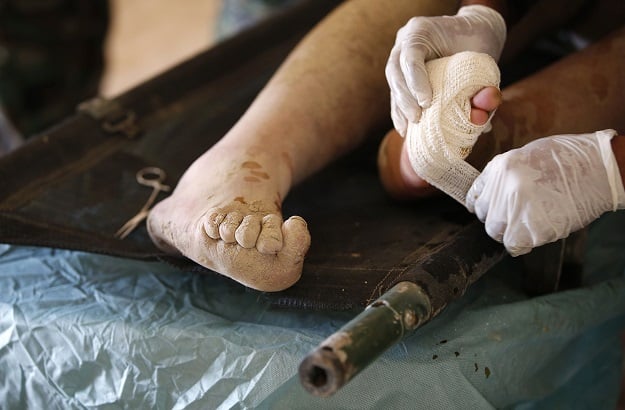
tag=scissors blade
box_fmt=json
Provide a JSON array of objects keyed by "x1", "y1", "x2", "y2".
[{"x1": 115, "y1": 211, "x2": 149, "y2": 239}]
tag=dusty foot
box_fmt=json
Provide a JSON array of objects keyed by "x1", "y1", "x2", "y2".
[
  {"x1": 378, "y1": 86, "x2": 502, "y2": 200},
  {"x1": 147, "y1": 141, "x2": 311, "y2": 292}
]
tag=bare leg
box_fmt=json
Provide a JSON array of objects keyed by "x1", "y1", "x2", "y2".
[
  {"x1": 378, "y1": 25, "x2": 625, "y2": 199},
  {"x1": 147, "y1": 0, "x2": 458, "y2": 291}
]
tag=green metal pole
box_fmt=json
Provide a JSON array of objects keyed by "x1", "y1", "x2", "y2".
[{"x1": 299, "y1": 281, "x2": 432, "y2": 397}]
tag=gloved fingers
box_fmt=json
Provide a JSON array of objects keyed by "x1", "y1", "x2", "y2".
[
  {"x1": 479, "y1": 196, "x2": 534, "y2": 256},
  {"x1": 400, "y1": 46, "x2": 433, "y2": 109},
  {"x1": 455, "y1": 5, "x2": 507, "y2": 59},
  {"x1": 390, "y1": 98, "x2": 409, "y2": 137},
  {"x1": 481, "y1": 209, "x2": 536, "y2": 257},
  {"x1": 506, "y1": 243, "x2": 533, "y2": 257},
  {"x1": 478, "y1": 175, "x2": 511, "y2": 244},
  {"x1": 386, "y1": 47, "x2": 424, "y2": 124},
  {"x1": 484, "y1": 219, "x2": 506, "y2": 243},
  {"x1": 465, "y1": 176, "x2": 482, "y2": 214},
  {"x1": 466, "y1": 157, "x2": 512, "y2": 245},
  {"x1": 503, "y1": 203, "x2": 564, "y2": 257},
  {"x1": 467, "y1": 131, "x2": 620, "y2": 258},
  {"x1": 465, "y1": 157, "x2": 496, "y2": 215},
  {"x1": 503, "y1": 222, "x2": 547, "y2": 257}
]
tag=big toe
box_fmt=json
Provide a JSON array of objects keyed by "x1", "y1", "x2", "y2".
[
  {"x1": 281, "y1": 216, "x2": 311, "y2": 260},
  {"x1": 264, "y1": 216, "x2": 310, "y2": 291}
]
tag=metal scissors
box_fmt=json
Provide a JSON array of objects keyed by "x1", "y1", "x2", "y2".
[{"x1": 115, "y1": 166, "x2": 171, "y2": 239}]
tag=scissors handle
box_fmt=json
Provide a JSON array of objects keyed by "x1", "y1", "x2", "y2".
[
  {"x1": 137, "y1": 167, "x2": 171, "y2": 192},
  {"x1": 115, "y1": 166, "x2": 171, "y2": 239}
]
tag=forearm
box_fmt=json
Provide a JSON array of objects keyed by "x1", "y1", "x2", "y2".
[{"x1": 612, "y1": 134, "x2": 625, "y2": 188}]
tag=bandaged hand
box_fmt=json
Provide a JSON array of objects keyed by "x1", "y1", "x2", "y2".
[
  {"x1": 466, "y1": 130, "x2": 625, "y2": 257},
  {"x1": 385, "y1": 5, "x2": 506, "y2": 136}
]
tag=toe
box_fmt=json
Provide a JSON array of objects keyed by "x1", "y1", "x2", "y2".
[
  {"x1": 280, "y1": 216, "x2": 311, "y2": 262},
  {"x1": 204, "y1": 211, "x2": 226, "y2": 239},
  {"x1": 219, "y1": 211, "x2": 244, "y2": 243},
  {"x1": 470, "y1": 86, "x2": 501, "y2": 125},
  {"x1": 259, "y1": 216, "x2": 310, "y2": 291},
  {"x1": 470, "y1": 108, "x2": 489, "y2": 125},
  {"x1": 471, "y1": 86, "x2": 501, "y2": 112},
  {"x1": 235, "y1": 214, "x2": 262, "y2": 248},
  {"x1": 257, "y1": 214, "x2": 283, "y2": 254}
]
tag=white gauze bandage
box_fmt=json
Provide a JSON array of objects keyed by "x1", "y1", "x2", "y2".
[{"x1": 405, "y1": 51, "x2": 500, "y2": 204}]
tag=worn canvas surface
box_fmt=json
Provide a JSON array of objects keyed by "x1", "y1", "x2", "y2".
[{"x1": 0, "y1": 0, "x2": 503, "y2": 310}]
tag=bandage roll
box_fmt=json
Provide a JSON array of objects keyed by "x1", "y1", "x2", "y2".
[{"x1": 406, "y1": 51, "x2": 500, "y2": 204}]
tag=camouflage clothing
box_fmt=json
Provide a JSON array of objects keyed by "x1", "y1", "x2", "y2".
[{"x1": 0, "y1": 0, "x2": 109, "y2": 137}]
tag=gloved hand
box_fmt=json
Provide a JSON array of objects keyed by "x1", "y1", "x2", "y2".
[
  {"x1": 385, "y1": 5, "x2": 506, "y2": 136},
  {"x1": 466, "y1": 130, "x2": 625, "y2": 256}
]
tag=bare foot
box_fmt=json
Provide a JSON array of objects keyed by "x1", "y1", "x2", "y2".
[
  {"x1": 378, "y1": 86, "x2": 502, "y2": 200},
  {"x1": 147, "y1": 140, "x2": 311, "y2": 292}
]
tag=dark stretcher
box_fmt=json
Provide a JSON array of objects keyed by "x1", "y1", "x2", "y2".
[{"x1": 0, "y1": 0, "x2": 574, "y2": 396}]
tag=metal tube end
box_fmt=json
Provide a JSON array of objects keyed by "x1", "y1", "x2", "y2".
[{"x1": 298, "y1": 346, "x2": 346, "y2": 397}]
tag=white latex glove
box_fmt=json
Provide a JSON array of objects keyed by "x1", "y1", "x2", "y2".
[
  {"x1": 466, "y1": 130, "x2": 625, "y2": 256},
  {"x1": 385, "y1": 5, "x2": 506, "y2": 136}
]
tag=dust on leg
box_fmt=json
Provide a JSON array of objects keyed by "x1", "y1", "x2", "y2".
[{"x1": 147, "y1": 145, "x2": 311, "y2": 292}]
